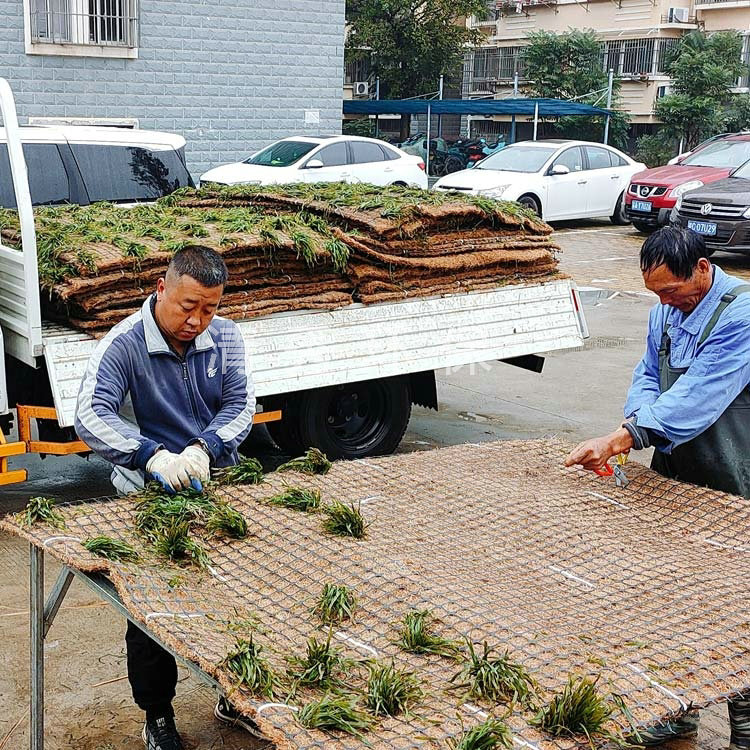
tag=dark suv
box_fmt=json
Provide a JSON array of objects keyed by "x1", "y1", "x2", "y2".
[
  {"x1": 670, "y1": 159, "x2": 750, "y2": 255},
  {"x1": 0, "y1": 125, "x2": 193, "y2": 208}
]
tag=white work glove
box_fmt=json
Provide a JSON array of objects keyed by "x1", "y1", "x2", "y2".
[
  {"x1": 180, "y1": 443, "x2": 211, "y2": 485},
  {"x1": 146, "y1": 449, "x2": 191, "y2": 493}
]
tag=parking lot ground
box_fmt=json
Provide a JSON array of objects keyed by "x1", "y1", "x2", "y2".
[{"x1": 1, "y1": 221, "x2": 748, "y2": 749}]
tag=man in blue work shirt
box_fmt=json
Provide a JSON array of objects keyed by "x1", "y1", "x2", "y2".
[
  {"x1": 566, "y1": 226, "x2": 750, "y2": 747},
  {"x1": 75, "y1": 245, "x2": 257, "y2": 750}
]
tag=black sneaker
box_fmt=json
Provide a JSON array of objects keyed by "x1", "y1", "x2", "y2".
[
  {"x1": 214, "y1": 695, "x2": 265, "y2": 739},
  {"x1": 634, "y1": 710, "x2": 700, "y2": 746},
  {"x1": 142, "y1": 714, "x2": 184, "y2": 750}
]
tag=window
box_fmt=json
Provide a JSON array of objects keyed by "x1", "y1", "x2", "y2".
[
  {"x1": 682, "y1": 139, "x2": 750, "y2": 169},
  {"x1": 380, "y1": 145, "x2": 400, "y2": 161},
  {"x1": 610, "y1": 152, "x2": 628, "y2": 167},
  {"x1": 0, "y1": 143, "x2": 70, "y2": 208},
  {"x1": 478, "y1": 145, "x2": 556, "y2": 173},
  {"x1": 314, "y1": 143, "x2": 348, "y2": 167},
  {"x1": 350, "y1": 142, "x2": 385, "y2": 164},
  {"x1": 70, "y1": 144, "x2": 191, "y2": 202},
  {"x1": 29, "y1": 0, "x2": 138, "y2": 50},
  {"x1": 246, "y1": 140, "x2": 317, "y2": 168},
  {"x1": 585, "y1": 146, "x2": 614, "y2": 170},
  {"x1": 552, "y1": 147, "x2": 584, "y2": 173}
]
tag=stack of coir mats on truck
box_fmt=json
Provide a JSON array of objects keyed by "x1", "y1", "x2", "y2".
[{"x1": 0, "y1": 183, "x2": 563, "y2": 334}]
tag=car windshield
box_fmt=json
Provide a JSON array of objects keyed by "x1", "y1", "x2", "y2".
[
  {"x1": 681, "y1": 139, "x2": 750, "y2": 168},
  {"x1": 245, "y1": 140, "x2": 318, "y2": 167},
  {"x1": 477, "y1": 145, "x2": 556, "y2": 173},
  {"x1": 730, "y1": 159, "x2": 750, "y2": 180}
]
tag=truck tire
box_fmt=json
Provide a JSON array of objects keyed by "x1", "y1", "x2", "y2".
[
  {"x1": 296, "y1": 377, "x2": 412, "y2": 460},
  {"x1": 262, "y1": 394, "x2": 307, "y2": 456}
]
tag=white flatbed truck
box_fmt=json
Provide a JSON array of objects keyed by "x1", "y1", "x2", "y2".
[{"x1": 0, "y1": 78, "x2": 588, "y2": 486}]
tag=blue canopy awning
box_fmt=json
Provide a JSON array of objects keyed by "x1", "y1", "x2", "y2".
[{"x1": 343, "y1": 97, "x2": 611, "y2": 117}]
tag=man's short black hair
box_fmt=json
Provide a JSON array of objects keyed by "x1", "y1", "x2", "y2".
[
  {"x1": 640, "y1": 226, "x2": 709, "y2": 280},
  {"x1": 167, "y1": 245, "x2": 228, "y2": 288}
]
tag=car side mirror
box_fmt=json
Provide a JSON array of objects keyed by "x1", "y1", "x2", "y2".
[
  {"x1": 305, "y1": 159, "x2": 324, "y2": 169},
  {"x1": 550, "y1": 164, "x2": 570, "y2": 176}
]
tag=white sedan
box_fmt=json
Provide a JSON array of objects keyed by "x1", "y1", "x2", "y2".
[
  {"x1": 433, "y1": 139, "x2": 646, "y2": 223},
  {"x1": 199, "y1": 135, "x2": 428, "y2": 189}
]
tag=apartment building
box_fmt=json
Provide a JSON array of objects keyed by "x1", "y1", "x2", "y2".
[
  {"x1": 0, "y1": 0, "x2": 345, "y2": 176},
  {"x1": 462, "y1": 0, "x2": 750, "y2": 138}
]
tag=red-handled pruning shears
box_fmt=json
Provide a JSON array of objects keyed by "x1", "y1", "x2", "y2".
[{"x1": 595, "y1": 455, "x2": 629, "y2": 488}]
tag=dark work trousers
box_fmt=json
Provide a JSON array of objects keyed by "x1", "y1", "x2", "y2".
[{"x1": 126, "y1": 620, "x2": 178, "y2": 717}]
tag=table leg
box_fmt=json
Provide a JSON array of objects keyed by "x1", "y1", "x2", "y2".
[{"x1": 30, "y1": 543, "x2": 44, "y2": 750}]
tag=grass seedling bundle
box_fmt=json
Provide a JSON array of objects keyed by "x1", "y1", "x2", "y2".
[
  {"x1": 83, "y1": 536, "x2": 140, "y2": 562},
  {"x1": 531, "y1": 675, "x2": 613, "y2": 743},
  {"x1": 296, "y1": 694, "x2": 374, "y2": 738},
  {"x1": 267, "y1": 486, "x2": 322, "y2": 512},
  {"x1": 277, "y1": 447, "x2": 332, "y2": 475},
  {"x1": 222, "y1": 634, "x2": 280, "y2": 699},
  {"x1": 452, "y1": 640, "x2": 537, "y2": 706},
  {"x1": 152, "y1": 519, "x2": 210, "y2": 569},
  {"x1": 447, "y1": 718, "x2": 513, "y2": 750},
  {"x1": 315, "y1": 583, "x2": 357, "y2": 624},
  {"x1": 321, "y1": 500, "x2": 367, "y2": 539},
  {"x1": 398, "y1": 609, "x2": 461, "y2": 658},
  {"x1": 288, "y1": 630, "x2": 354, "y2": 691},
  {"x1": 365, "y1": 660, "x2": 422, "y2": 717},
  {"x1": 205, "y1": 501, "x2": 248, "y2": 538},
  {"x1": 16, "y1": 496, "x2": 65, "y2": 529},
  {"x1": 214, "y1": 455, "x2": 264, "y2": 485}
]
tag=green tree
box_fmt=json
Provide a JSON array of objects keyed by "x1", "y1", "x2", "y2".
[
  {"x1": 521, "y1": 29, "x2": 629, "y2": 148},
  {"x1": 654, "y1": 30, "x2": 747, "y2": 150},
  {"x1": 346, "y1": 0, "x2": 487, "y2": 138}
]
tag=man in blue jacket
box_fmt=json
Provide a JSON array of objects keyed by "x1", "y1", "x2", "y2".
[
  {"x1": 75, "y1": 245, "x2": 256, "y2": 750},
  {"x1": 566, "y1": 226, "x2": 750, "y2": 747}
]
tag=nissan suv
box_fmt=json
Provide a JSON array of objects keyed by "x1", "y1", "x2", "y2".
[
  {"x1": 0, "y1": 125, "x2": 193, "y2": 208},
  {"x1": 625, "y1": 133, "x2": 750, "y2": 234},
  {"x1": 670, "y1": 159, "x2": 750, "y2": 256}
]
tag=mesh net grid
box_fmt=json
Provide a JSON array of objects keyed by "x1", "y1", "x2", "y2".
[{"x1": 3, "y1": 439, "x2": 750, "y2": 749}]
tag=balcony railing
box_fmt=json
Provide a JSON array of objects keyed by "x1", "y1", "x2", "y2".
[
  {"x1": 31, "y1": 1, "x2": 138, "y2": 47},
  {"x1": 696, "y1": 0, "x2": 749, "y2": 5}
]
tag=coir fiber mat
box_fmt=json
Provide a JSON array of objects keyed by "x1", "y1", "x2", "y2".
[{"x1": 3, "y1": 440, "x2": 749, "y2": 749}]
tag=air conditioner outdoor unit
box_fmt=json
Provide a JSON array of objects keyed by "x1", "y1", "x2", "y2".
[
  {"x1": 668, "y1": 7, "x2": 689, "y2": 22},
  {"x1": 353, "y1": 81, "x2": 369, "y2": 97}
]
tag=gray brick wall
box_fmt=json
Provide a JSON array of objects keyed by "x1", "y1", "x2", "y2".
[{"x1": 0, "y1": 0, "x2": 345, "y2": 177}]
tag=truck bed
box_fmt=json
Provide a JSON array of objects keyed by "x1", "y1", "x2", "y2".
[{"x1": 41, "y1": 279, "x2": 584, "y2": 427}]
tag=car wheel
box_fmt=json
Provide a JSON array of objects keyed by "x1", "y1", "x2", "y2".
[
  {"x1": 632, "y1": 220, "x2": 655, "y2": 235},
  {"x1": 295, "y1": 377, "x2": 412, "y2": 460},
  {"x1": 518, "y1": 194, "x2": 541, "y2": 217},
  {"x1": 611, "y1": 191, "x2": 630, "y2": 225}
]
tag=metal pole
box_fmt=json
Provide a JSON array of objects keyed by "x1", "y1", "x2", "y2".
[
  {"x1": 510, "y1": 70, "x2": 519, "y2": 143},
  {"x1": 374, "y1": 77, "x2": 380, "y2": 138},
  {"x1": 437, "y1": 74, "x2": 444, "y2": 138},
  {"x1": 426, "y1": 103, "x2": 432, "y2": 177},
  {"x1": 533, "y1": 101, "x2": 539, "y2": 141},
  {"x1": 30, "y1": 544, "x2": 44, "y2": 750},
  {"x1": 603, "y1": 68, "x2": 614, "y2": 144}
]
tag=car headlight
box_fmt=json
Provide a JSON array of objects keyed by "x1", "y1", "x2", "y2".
[
  {"x1": 675, "y1": 194, "x2": 684, "y2": 211},
  {"x1": 477, "y1": 185, "x2": 510, "y2": 199},
  {"x1": 669, "y1": 180, "x2": 704, "y2": 199},
  {"x1": 242, "y1": 180, "x2": 262, "y2": 186},
  {"x1": 743, "y1": 206, "x2": 750, "y2": 219}
]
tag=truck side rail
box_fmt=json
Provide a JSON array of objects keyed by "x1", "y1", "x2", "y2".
[{"x1": 0, "y1": 77, "x2": 43, "y2": 367}]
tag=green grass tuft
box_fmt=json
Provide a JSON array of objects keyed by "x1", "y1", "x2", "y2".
[
  {"x1": 16, "y1": 496, "x2": 66, "y2": 529},
  {"x1": 205, "y1": 502, "x2": 248, "y2": 539},
  {"x1": 222, "y1": 635, "x2": 280, "y2": 698},
  {"x1": 530, "y1": 675, "x2": 613, "y2": 742},
  {"x1": 267, "y1": 486, "x2": 322, "y2": 512},
  {"x1": 452, "y1": 640, "x2": 537, "y2": 706},
  {"x1": 152, "y1": 519, "x2": 210, "y2": 568},
  {"x1": 447, "y1": 718, "x2": 514, "y2": 750},
  {"x1": 398, "y1": 610, "x2": 461, "y2": 658},
  {"x1": 296, "y1": 694, "x2": 374, "y2": 738},
  {"x1": 288, "y1": 629, "x2": 354, "y2": 691},
  {"x1": 365, "y1": 660, "x2": 422, "y2": 717},
  {"x1": 314, "y1": 583, "x2": 357, "y2": 624},
  {"x1": 82, "y1": 536, "x2": 140, "y2": 562},
  {"x1": 215, "y1": 455, "x2": 264, "y2": 485},
  {"x1": 277, "y1": 447, "x2": 332, "y2": 475},
  {"x1": 321, "y1": 500, "x2": 367, "y2": 539}
]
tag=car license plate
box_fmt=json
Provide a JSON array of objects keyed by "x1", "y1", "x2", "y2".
[
  {"x1": 687, "y1": 220, "x2": 717, "y2": 236},
  {"x1": 632, "y1": 200, "x2": 652, "y2": 212}
]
